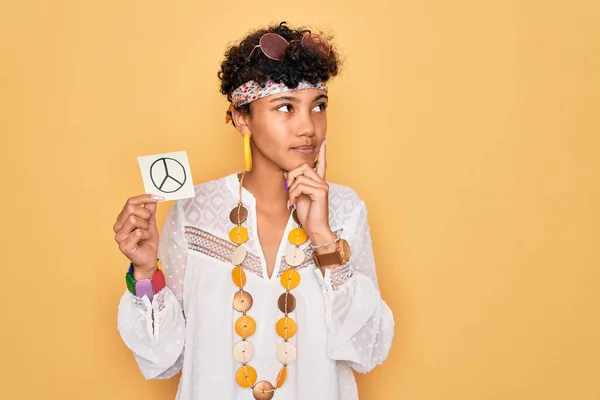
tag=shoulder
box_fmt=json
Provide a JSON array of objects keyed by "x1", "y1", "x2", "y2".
[
  {"x1": 327, "y1": 181, "x2": 367, "y2": 220},
  {"x1": 328, "y1": 181, "x2": 364, "y2": 205},
  {"x1": 193, "y1": 174, "x2": 231, "y2": 199},
  {"x1": 171, "y1": 174, "x2": 232, "y2": 224},
  {"x1": 177, "y1": 174, "x2": 231, "y2": 206}
]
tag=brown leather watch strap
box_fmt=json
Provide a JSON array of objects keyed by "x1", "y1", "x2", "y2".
[{"x1": 313, "y1": 251, "x2": 341, "y2": 268}]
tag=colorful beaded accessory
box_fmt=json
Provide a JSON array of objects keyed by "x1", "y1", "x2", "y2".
[
  {"x1": 125, "y1": 260, "x2": 166, "y2": 302},
  {"x1": 229, "y1": 172, "x2": 307, "y2": 399}
]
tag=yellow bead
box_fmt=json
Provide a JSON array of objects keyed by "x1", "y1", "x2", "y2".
[
  {"x1": 229, "y1": 226, "x2": 249, "y2": 244},
  {"x1": 276, "y1": 366, "x2": 287, "y2": 388},
  {"x1": 235, "y1": 365, "x2": 257, "y2": 388},
  {"x1": 276, "y1": 317, "x2": 297, "y2": 339},
  {"x1": 234, "y1": 315, "x2": 256, "y2": 338},
  {"x1": 231, "y1": 266, "x2": 246, "y2": 288},
  {"x1": 288, "y1": 227, "x2": 308, "y2": 246},
  {"x1": 280, "y1": 269, "x2": 301, "y2": 290}
]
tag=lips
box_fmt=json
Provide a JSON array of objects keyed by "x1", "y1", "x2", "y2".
[{"x1": 292, "y1": 145, "x2": 315, "y2": 154}]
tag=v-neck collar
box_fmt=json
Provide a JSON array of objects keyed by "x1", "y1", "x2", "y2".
[{"x1": 224, "y1": 172, "x2": 295, "y2": 281}]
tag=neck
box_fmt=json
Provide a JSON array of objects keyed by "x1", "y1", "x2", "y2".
[{"x1": 240, "y1": 162, "x2": 288, "y2": 212}]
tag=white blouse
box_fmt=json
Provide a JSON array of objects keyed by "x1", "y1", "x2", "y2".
[{"x1": 117, "y1": 172, "x2": 394, "y2": 400}]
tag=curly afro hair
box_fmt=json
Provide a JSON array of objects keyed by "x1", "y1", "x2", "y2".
[{"x1": 218, "y1": 21, "x2": 342, "y2": 122}]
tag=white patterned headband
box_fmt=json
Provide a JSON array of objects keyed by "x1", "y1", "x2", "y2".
[{"x1": 226, "y1": 80, "x2": 328, "y2": 123}]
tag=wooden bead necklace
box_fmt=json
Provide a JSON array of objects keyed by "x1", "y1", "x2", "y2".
[{"x1": 229, "y1": 172, "x2": 307, "y2": 399}]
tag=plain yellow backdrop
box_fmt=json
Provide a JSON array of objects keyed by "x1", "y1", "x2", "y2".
[{"x1": 1, "y1": 0, "x2": 598, "y2": 399}]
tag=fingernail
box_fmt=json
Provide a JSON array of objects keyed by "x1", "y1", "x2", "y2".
[
  {"x1": 284, "y1": 180, "x2": 288, "y2": 191},
  {"x1": 323, "y1": 139, "x2": 327, "y2": 146},
  {"x1": 287, "y1": 200, "x2": 290, "y2": 210},
  {"x1": 152, "y1": 195, "x2": 165, "y2": 201}
]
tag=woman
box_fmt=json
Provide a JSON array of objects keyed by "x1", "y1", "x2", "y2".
[{"x1": 114, "y1": 22, "x2": 394, "y2": 400}]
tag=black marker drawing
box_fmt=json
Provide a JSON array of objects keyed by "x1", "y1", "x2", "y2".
[{"x1": 149, "y1": 157, "x2": 187, "y2": 193}]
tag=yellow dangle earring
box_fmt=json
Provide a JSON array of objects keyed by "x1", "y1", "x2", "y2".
[{"x1": 244, "y1": 133, "x2": 253, "y2": 172}]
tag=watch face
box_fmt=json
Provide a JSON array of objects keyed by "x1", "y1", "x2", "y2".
[{"x1": 339, "y1": 239, "x2": 351, "y2": 261}]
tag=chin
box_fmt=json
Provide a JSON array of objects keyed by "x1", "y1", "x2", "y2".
[{"x1": 288, "y1": 156, "x2": 315, "y2": 170}]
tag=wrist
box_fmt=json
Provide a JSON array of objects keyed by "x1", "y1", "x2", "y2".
[
  {"x1": 312, "y1": 238, "x2": 351, "y2": 270},
  {"x1": 132, "y1": 263, "x2": 158, "y2": 280},
  {"x1": 126, "y1": 260, "x2": 166, "y2": 301},
  {"x1": 310, "y1": 229, "x2": 337, "y2": 254}
]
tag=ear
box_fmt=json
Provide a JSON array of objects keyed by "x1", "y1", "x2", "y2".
[{"x1": 231, "y1": 106, "x2": 252, "y2": 137}]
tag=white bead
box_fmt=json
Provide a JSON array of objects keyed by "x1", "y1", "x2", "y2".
[
  {"x1": 232, "y1": 341, "x2": 254, "y2": 363},
  {"x1": 285, "y1": 247, "x2": 305, "y2": 267},
  {"x1": 276, "y1": 341, "x2": 297, "y2": 364},
  {"x1": 230, "y1": 246, "x2": 247, "y2": 265}
]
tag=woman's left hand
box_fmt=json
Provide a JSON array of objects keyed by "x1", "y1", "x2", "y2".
[{"x1": 285, "y1": 140, "x2": 336, "y2": 246}]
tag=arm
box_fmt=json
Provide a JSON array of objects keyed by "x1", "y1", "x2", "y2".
[
  {"x1": 117, "y1": 201, "x2": 188, "y2": 379},
  {"x1": 317, "y1": 199, "x2": 395, "y2": 373}
]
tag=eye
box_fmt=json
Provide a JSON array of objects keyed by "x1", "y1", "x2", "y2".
[
  {"x1": 312, "y1": 103, "x2": 328, "y2": 112},
  {"x1": 277, "y1": 104, "x2": 292, "y2": 113}
]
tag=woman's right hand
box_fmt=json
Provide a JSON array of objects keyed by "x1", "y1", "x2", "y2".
[{"x1": 113, "y1": 194, "x2": 165, "y2": 280}]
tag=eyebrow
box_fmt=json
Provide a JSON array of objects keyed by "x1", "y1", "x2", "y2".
[{"x1": 269, "y1": 94, "x2": 329, "y2": 103}]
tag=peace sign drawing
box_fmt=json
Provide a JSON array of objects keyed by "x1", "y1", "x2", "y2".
[
  {"x1": 150, "y1": 157, "x2": 187, "y2": 193},
  {"x1": 137, "y1": 151, "x2": 195, "y2": 201}
]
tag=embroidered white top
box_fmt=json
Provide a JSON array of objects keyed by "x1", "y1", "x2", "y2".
[{"x1": 117, "y1": 173, "x2": 394, "y2": 400}]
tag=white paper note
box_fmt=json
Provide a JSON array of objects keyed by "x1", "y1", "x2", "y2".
[{"x1": 137, "y1": 151, "x2": 195, "y2": 201}]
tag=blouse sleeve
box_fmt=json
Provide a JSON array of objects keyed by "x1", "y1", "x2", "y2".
[
  {"x1": 116, "y1": 200, "x2": 188, "y2": 379},
  {"x1": 316, "y1": 196, "x2": 395, "y2": 373}
]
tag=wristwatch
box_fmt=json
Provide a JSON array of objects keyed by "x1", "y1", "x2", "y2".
[{"x1": 312, "y1": 239, "x2": 351, "y2": 268}]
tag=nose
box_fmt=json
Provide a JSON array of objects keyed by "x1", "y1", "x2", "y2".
[{"x1": 296, "y1": 109, "x2": 316, "y2": 138}]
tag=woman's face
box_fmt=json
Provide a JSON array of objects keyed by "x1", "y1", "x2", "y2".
[{"x1": 234, "y1": 88, "x2": 328, "y2": 172}]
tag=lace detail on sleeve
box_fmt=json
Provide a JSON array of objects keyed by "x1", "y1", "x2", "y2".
[
  {"x1": 277, "y1": 228, "x2": 343, "y2": 279},
  {"x1": 184, "y1": 226, "x2": 263, "y2": 278},
  {"x1": 130, "y1": 291, "x2": 150, "y2": 313},
  {"x1": 153, "y1": 287, "x2": 167, "y2": 313},
  {"x1": 329, "y1": 262, "x2": 354, "y2": 290},
  {"x1": 117, "y1": 286, "x2": 186, "y2": 379}
]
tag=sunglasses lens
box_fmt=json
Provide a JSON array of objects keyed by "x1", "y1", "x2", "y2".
[
  {"x1": 259, "y1": 33, "x2": 289, "y2": 60},
  {"x1": 301, "y1": 33, "x2": 331, "y2": 56}
]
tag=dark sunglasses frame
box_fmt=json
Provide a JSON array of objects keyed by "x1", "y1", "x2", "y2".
[{"x1": 247, "y1": 32, "x2": 331, "y2": 61}]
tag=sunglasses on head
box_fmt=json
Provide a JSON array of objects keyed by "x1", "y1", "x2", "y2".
[{"x1": 247, "y1": 31, "x2": 331, "y2": 61}]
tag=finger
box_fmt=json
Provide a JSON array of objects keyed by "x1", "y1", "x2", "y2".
[
  {"x1": 145, "y1": 202, "x2": 158, "y2": 226},
  {"x1": 128, "y1": 193, "x2": 164, "y2": 206},
  {"x1": 114, "y1": 196, "x2": 158, "y2": 232},
  {"x1": 119, "y1": 228, "x2": 152, "y2": 253},
  {"x1": 118, "y1": 194, "x2": 162, "y2": 220},
  {"x1": 288, "y1": 175, "x2": 327, "y2": 201},
  {"x1": 316, "y1": 139, "x2": 327, "y2": 179},
  {"x1": 282, "y1": 171, "x2": 289, "y2": 187},
  {"x1": 114, "y1": 205, "x2": 152, "y2": 233},
  {"x1": 288, "y1": 184, "x2": 326, "y2": 207},
  {"x1": 288, "y1": 183, "x2": 328, "y2": 206},
  {"x1": 300, "y1": 164, "x2": 324, "y2": 183},
  {"x1": 286, "y1": 163, "x2": 324, "y2": 191},
  {"x1": 114, "y1": 215, "x2": 150, "y2": 243}
]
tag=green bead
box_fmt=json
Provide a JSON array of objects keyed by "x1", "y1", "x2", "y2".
[{"x1": 125, "y1": 273, "x2": 136, "y2": 295}]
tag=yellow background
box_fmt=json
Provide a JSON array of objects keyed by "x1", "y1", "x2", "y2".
[{"x1": 1, "y1": 0, "x2": 598, "y2": 399}]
